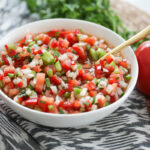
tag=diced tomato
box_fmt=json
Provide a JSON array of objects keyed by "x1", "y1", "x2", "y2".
[
  {"x1": 77, "y1": 69, "x2": 84, "y2": 78},
  {"x1": 105, "y1": 55, "x2": 114, "y2": 64},
  {"x1": 66, "y1": 33, "x2": 77, "y2": 45},
  {"x1": 107, "y1": 65, "x2": 114, "y2": 73},
  {"x1": 5, "y1": 45, "x2": 17, "y2": 56},
  {"x1": 119, "y1": 61, "x2": 128, "y2": 68},
  {"x1": 61, "y1": 59, "x2": 71, "y2": 71},
  {"x1": 35, "y1": 73, "x2": 45, "y2": 93},
  {"x1": 50, "y1": 75, "x2": 61, "y2": 85},
  {"x1": 17, "y1": 81, "x2": 23, "y2": 88},
  {"x1": 58, "y1": 38, "x2": 69, "y2": 48},
  {"x1": 24, "y1": 98, "x2": 38, "y2": 106},
  {"x1": 87, "y1": 81, "x2": 96, "y2": 91},
  {"x1": 1, "y1": 51, "x2": 9, "y2": 65},
  {"x1": 110, "y1": 95, "x2": 116, "y2": 103},
  {"x1": 72, "y1": 46, "x2": 86, "y2": 60},
  {"x1": 67, "y1": 83, "x2": 73, "y2": 92},
  {"x1": 89, "y1": 90, "x2": 97, "y2": 97},
  {"x1": 34, "y1": 65, "x2": 41, "y2": 72},
  {"x1": 62, "y1": 101, "x2": 73, "y2": 110},
  {"x1": 83, "y1": 36, "x2": 96, "y2": 46},
  {"x1": 38, "y1": 34, "x2": 50, "y2": 45},
  {"x1": 58, "y1": 47, "x2": 67, "y2": 54},
  {"x1": 58, "y1": 89, "x2": 66, "y2": 97},
  {"x1": 33, "y1": 49, "x2": 42, "y2": 55},
  {"x1": 58, "y1": 101, "x2": 64, "y2": 107},
  {"x1": 73, "y1": 100, "x2": 81, "y2": 109},
  {"x1": 84, "y1": 100, "x2": 92, "y2": 110},
  {"x1": 66, "y1": 48, "x2": 72, "y2": 53},
  {"x1": 108, "y1": 78, "x2": 116, "y2": 84},
  {"x1": 3, "y1": 76, "x2": 11, "y2": 84},
  {"x1": 18, "y1": 97, "x2": 23, "y2": 104},
  {"x1": 47, "y1": 29, "x2": 60, "y2": 37},
  {"x1": 74, "y1": 29, "x2": 81, "y2": 35},
  {"x1": 21, "y1": 65, "x2": 29, "y2": 69},
  {"x1": 7, "y1": 82, "x2": 14, "y2": 89},
  {"x1": 22, "y1": 33, "x2": 33, "y2": 46},
  {"x1": 49, "y1": 39, "x2": 58, "y2": 48},
  {"x1": 38, "y1": 96, "x2": 54, "y2": 112},
  {"x1": 100, "y1": 59, "x2": 105, "y2": 67},
  {"x1": 68, "y1": 80, "x2": 81, "y2": 86},
  {"x1": 59, "y1": 30, "x2": 74, "y2": 38},
  {"x1": 0, "y1": 75, "x2": 3, "y2": 80},
  {"x1": 100, "y1": 88, "x2": 107, "y2": 96},
  {"x1": 5, "y1": 44, "x2": 9, "y2": 52},
  {"x1": 82, "y1": 73, "x2": 94, "y2": 81},
  {"x1": 95, "y1": 65, "x2": 101, "y2": 74},
  {"x1": 8, "y1": 89, "x2": 19, "y2": 97},
  {"x1": 4, "y1": 66, "x2": 15, "y2": 76},
  {"x1": 98, "y1": 98, "x2": 106, "y2": 108}
]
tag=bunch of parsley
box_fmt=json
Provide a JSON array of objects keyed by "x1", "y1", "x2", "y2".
[{"x1": 24, "y1": 0, "x2": 149, "y2": 50}]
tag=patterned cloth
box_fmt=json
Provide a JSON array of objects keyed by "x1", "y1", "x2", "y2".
[{"x1": 0, "y1": 0, "x2": 150, "y2": 149}]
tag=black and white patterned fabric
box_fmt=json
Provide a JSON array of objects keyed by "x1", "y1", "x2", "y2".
[{"x1": 0, "y1": 0, "x2": 150, "y2": 149}]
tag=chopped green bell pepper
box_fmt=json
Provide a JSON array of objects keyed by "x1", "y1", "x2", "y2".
[{"x1": 42, "y1": 51, "x2": 55, "y2": 65}]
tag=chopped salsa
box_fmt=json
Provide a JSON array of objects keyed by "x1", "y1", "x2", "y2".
[{"x1": 0, "y1": 29, "x2": 131, "y2": 114}]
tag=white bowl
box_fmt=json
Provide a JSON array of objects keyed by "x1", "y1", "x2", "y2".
[{"x1": 0, "y1": 19, "x2": 138, "y2": 128}]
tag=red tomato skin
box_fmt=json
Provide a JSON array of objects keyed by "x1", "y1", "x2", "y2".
[
  {"x1": 0, "y1": 75, "x2": 3, "y2": 80},
  {"x1": 49, "y1": 39, "x2": 58, "y2": 48},
  {"x1": 17, "y1": 81, "x2": 23, "y2": 88},
  {"x1": 50, "y1": 75, "x2": 61, "y2": 85},
  {"x1": 62, "y1": 101, "x2": 73, "y2": 110},
  {"x1": 34, "y1": 65, "x2": 41, "y2": 72},
  {"x1": 89, "y1": 90, "x2": 97, "y2": 97},
  {"x1": 135, "y1": 41, "x2": 150, "y2": 96},
  {"x1": 105, "y1": 55, "x2": 113, "y2": 64},
  {"x1": 72, "y1": 46, "x2": 86, "y2": 60},
  {"x1": 61, "y1": 59, "x2": 71, "y2": 71},
  {"x1": 25, "y1": 98, "x2": 38, "y2": 106},
  {"x1": 87, "y1": 81, "x2": 96, "y2": 91},
  {"x1": 68, "y1": 80, "x2": 81, "y2": 86},
  {"x1": 82, "y1": 73, "x2": 94, "y2": 81},
  {"x1": 66, "y1": 33, "x2": 77, "y2": 45},
  {"x1": 59, "y1": 89, "x2": 66, "y2": 97},
  {"x1": 84, "y1": 36, "x2": 96, "y2": 46}
]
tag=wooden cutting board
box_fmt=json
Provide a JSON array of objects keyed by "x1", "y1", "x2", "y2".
[{"x1": 111, "y1": 0, "x2": 150, "y2": 31}]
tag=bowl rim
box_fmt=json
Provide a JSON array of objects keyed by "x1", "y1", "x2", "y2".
[{"x1": 0, "y1": 18, "x2": 139, "y2": 117}]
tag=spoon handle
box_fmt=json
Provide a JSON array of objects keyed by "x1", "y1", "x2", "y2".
[{"x1": 96, "y1": 25, "x2": 150, "y2": 64}]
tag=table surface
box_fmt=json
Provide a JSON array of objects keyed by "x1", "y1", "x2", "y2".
[
  {"x1": 125, "y1": 0, "x2": 150, "y2": 14},
  {"x1": 0, "y1": 0, "x2": 150, "y2": 150}
]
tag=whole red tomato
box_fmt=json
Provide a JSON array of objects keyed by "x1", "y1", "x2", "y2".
[{"x1": 135, "y1": 41, "x2": 150, "y2": 96}]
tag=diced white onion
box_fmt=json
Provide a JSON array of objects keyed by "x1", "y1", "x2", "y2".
[
  {"x1": 80, "y1": 88, "x2": 88, "y2": 97},
  {"x1": 50, "y1": 86, "x2": 58, "y2": 94},
  {"x1": 95, "y1": 94, "x2": 105, "y2": 103},
  {"x1": 66, "y1": 70, "x2": 78, "y2": 79},
  {"x1": 106, "y1": 84, "x2": 113, "y2": 94},
  {"x1": 55, "y1": 95, "x2": 62, "y2": 105},
  {"x1": 58, "y1": 53, "x2": 68, "y2": 61},
  {"x1": 119, "y1": 81, "x2": 128, "y2": 88},
  {"x1": 91, "y1": 105, "x2": 98, "y2": 110},
  {"x1": 26, "y1": 88, "x2": 32, "y2": 96}
]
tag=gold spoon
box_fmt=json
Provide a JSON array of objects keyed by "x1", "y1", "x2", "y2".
[{"x1": 96, "y1": 25, "x2": 150, "y2": 64}]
